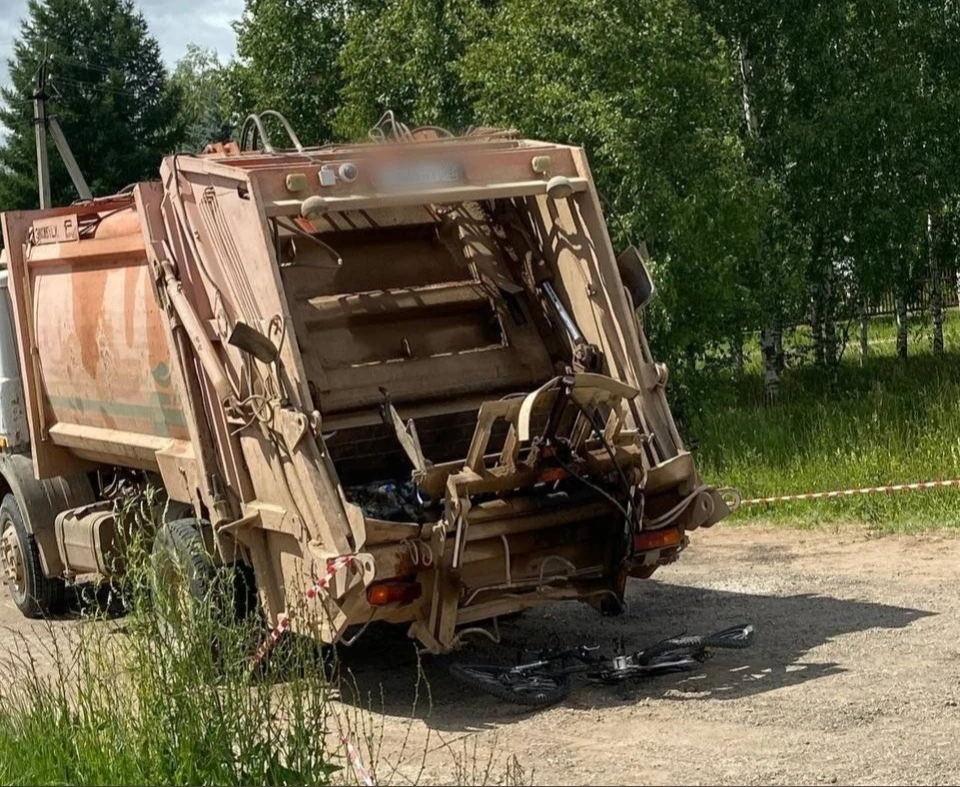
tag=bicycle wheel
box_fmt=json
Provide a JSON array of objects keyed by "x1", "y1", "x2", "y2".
[
  {"x1": 637, "y1": 624, "x2": 755, "y2": 663},
  {"x1": 450, "y1": 663, "x2": 571, "y2": 707},
  {"x1": 637, "y1": 635, "x2": 707, "y2": 663},
  {"x1": 704, "y1": 624, "x2": 755, "y2": 650},
  {"x1": 641, "y1": 651, "x2": 700, "y2": 675}
]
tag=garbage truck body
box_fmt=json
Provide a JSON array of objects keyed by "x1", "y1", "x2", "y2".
[{"x1": 0, "y1": 127, "x2": 730, "y2": 652}]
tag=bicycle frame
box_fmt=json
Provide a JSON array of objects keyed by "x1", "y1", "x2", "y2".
[{"x1": 450, "y1": 623, "x2": 755, "y2": 707}]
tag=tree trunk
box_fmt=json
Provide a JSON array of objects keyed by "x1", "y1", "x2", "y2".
[
  {"x1": 859, "y1": 298, "x2": 869, "y2": 366},
  {"x1": 823, "y1": 274, "x2": 838, "y2": 366},
  {"x1": 738, "y1": 44, "x2": 760, "y2": 137},
  {"x1": 895, "y1": 293, "x2": 908, "y2": 359},
  {"x1": 811, "y1": 296, "x2": 825, "y2": 367},
  {"x1": 824, "y1": 315, "x2": 838, "y2": 366},
  {"x1": 772, "y1": 310, "x2": 785, "y2": 372},
  {"x1": 731, "y1": 333, "x2": 745, "y2": 374},
  {"x1": 955, "y1": 266, "x2": 960, "y2": 315},
  {"x1": 929, "y1": 213, "x2": 944, "y2": 355},
  {"x1": 760, "y1": 326, "x2": 780, "y2": 402},
  {"x1": 740, "y1": 42, "x2": 775, "y2": 393}
]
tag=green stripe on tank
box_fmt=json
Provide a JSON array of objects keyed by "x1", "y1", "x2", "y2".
[{"x1": 47, "y1": 394, "x2": 187, "y2": 435}]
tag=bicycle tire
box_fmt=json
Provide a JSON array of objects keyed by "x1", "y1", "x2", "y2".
[
  {"x1": 450, "y1": 663, "x2": 571, "y2": 707},
  {"x1": 704, "y1": 624, "x2": 755, "y2": 650},
  {"x1": 637, "y1": 635, "x2": 707, "y2": 662},
  {"x1": 638, "y1": 624, "x2": 755, "y2": 662},
  {"x1": 642, "y1": 651, "x2": 700, "y2": 672}
]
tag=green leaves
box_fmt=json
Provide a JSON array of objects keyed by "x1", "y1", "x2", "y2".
[
  {"x1": 6, "y1": 0, "x2": 958, "y2": 381},
  {"x1": 334, "y1": 0, "x2": 488, "y2": 139},
  {"x1": 0, "y1": 0, "x2": 183, "y2": 209},
  {"x1": 223, "y1": 0, "x2": 349, "y2": 146},
  {"x1": 170, "y1": 45, "x2": 233, "y2": 153},
  {"x1": 697, "y1": 0, "x2": 960, "y2": 365},
  {"x1": 462, "y1": 0, "x2": 767, "y2": 363}
]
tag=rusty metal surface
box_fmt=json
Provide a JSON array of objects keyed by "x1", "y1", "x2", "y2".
[
  {"x1": 27, "y1": 207, "x2": 185, "y2": 444},
  {"x1": 0, "y1": 123, "x2": 724, "y2": 653}
]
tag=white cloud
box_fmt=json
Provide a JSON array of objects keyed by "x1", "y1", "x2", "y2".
[{"x1": 133, "y1": 0, "x2": 242, "y2": 63}]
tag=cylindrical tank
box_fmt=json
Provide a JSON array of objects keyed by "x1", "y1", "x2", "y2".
[{"x1": 25, "y1": 204, "x2": 188, "y2": 466}]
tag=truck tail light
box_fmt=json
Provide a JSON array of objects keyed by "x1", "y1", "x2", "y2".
[
  {"x1": 634, "y1": 528, "x2": 682, "y2": 552},
  {"x1": 537, "y1": 466, "x2": 568, "y2": 484},
  {"x1": 366, "y1": 580, "x2": 422, "y2": 607}
]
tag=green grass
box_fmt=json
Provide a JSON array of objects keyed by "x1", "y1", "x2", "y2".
[
  {"x1": 689, "y1": 309, "x2": 960, "y2": 533},
  {"x1": 0, "y1": 494, "x2": 530, "y2": 787},
  {"x1": 0, "y1": 499, "x2": 341, "y2": 786}
]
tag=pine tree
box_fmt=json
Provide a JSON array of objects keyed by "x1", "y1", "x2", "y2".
[{"x1": 0, "y1": 0, "x2": 184, "y2": 209}]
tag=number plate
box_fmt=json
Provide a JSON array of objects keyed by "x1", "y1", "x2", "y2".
[{"x1": 375, "y1": 161, "x2": 464, "y2": 191}]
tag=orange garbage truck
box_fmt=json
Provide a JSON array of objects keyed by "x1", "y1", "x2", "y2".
[{"x1": 0, "y1": 115, "x2": 730, "y2": 652}]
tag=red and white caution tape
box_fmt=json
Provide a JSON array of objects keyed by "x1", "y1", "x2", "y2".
[
  {"x1": 342, "y1": 735, "x2": 376, "y2": 786},
  {"x1": 251, "y1": 613, "x2": 292, "y2": 665},
  {"x1": 741, "y1": 477, "x2": 960, "y2": 506},
  {"x1": 251, "y1": 554, "x2": 357, "y2": 666},
  {"x1": 306, "y1": 555, "x2": 355, "y2": 600}
]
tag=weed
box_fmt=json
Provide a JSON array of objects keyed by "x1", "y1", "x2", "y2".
[
  {"x1": 0, "y1": 496, "x2": 340, "y2": 786},
  {"x1": 0, "y1": 491, "x2": 530, "y2": 786}
]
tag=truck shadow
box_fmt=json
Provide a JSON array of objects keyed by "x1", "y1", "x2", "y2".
[{"x1": 329, "y1": 580, "x2": 933, "y2": 731}]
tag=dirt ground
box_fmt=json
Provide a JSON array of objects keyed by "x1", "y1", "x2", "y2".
[
  {"x1": 332, "y1": 525, "x2": 960, "y2": 786},
  {"x1": 3, "y1": 524, "x2": 960, "y2": 785}
]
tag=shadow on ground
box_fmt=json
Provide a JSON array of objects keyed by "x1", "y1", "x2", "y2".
[{"x1": 329, "y1": 579, "x2": 932, "y2": 732}]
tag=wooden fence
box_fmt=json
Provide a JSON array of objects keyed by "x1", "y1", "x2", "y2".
[{"x1": 865, "y1": 276, "x2": 959, "y2": 317}]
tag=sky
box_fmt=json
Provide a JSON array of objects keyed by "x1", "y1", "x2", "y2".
[{"x1": 0, "y1": 0, "x2": 245, "y2": 82}]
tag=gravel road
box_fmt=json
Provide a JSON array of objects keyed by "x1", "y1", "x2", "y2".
[
  {"x1": 2, "y1": 524, "x2": 958, "y2": 785},
  {"x1": 332, "y1": 525, "x2": 960, "y2": 785}
]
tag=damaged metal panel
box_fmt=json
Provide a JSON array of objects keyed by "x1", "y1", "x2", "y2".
[{"x1": 0, "y1": 114, "x2": 730, "y2": 653}]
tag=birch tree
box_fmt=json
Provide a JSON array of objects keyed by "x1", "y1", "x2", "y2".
[{"x1": 460, "y1": 0, "x2": 766, "y2": 373}]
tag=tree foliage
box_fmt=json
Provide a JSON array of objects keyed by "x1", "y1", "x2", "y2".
[
  {"x1": 696, "y1": 0, "x2": 960, "y2": 364},
  {"x1": 209, "y1": 0, "x2": 960, "y2": 376},
  {"x1": 170, "y1": 45, "x2": 232, "y2": 152},
  {"x1": 334, "y1": 0, "x2": 488, "y2": 140},
  {"x1": 5, "y1": 0, "x2": 960, "y2": 386},
  {"x1": 0, "y1": 0, "x2": 183, "y2": 208},
  {"x1": 460, "y1": 0, "x2": 772, "y2": 366},
  {"x1": 223, "y1": 0, "x2": 347, "y2": 146}
]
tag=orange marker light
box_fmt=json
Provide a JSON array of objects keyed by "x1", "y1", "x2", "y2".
[
  {"x1": 538, "y1": 467, "x2": 568, "y2": 484},
  {"x1": 366, "y1": 581, "x2": 423, "y2": 607},
  {"x1": 634, "y1": 528, "x2": 682, "y2": 552}
]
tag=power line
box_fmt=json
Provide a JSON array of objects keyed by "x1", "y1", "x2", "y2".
[
  {"x1": 50, "y1": 75, "x2": 139, "y2": 99},
  {"x1": 50, "y1": 53, "x2": 119, "y2": 75},
  {"x1": 50, "y1": 51, "x2": 156, "y2": 77}
]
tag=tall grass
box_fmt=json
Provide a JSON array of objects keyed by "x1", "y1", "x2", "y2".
[
  {"x1": 689, "y1": 310, "x2": 960, "y2": 532},
  {"x1": 0, "y1": 493, "x2": 342, "y2": 786},
  {"x1": 0, "y1": 494, "x2": 531, "y2": 787}
]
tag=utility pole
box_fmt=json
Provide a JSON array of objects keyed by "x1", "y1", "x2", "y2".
[
  {"x1": 30, "y1": 45, "x2": 92, "y2": 206},
  {"x1": 32, "y1": 45, "x2": 51, "y2": 209}
]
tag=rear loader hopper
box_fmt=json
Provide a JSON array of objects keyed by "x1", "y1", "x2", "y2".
[{"x1": 0, "y1": 116, "x2": 730, "y2": 653}]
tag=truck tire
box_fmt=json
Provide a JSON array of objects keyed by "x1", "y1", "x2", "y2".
[
  {"x1": 151, "y1": 518, "x2": 257, "y2": 624},
  {"x1": 0, "y1": 493, "x2": 65, "y2": 617}
]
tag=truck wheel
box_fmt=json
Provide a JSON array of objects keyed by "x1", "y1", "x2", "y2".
[
  {"x1": 151, "y1": 518, "x2": 257, "y2": 625},
  {"x1": 0, "y1": 493, "x2": 65, "y2": 617}
]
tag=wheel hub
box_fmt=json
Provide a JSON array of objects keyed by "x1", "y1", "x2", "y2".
[{"x1": 0, "y1": 526, "x2": 24, "y2": 593}]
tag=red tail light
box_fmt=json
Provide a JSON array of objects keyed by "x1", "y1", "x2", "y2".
[
  {"x1": 537, "y1": 467, "x2": 568, "y2": 484},
  {"x1": 634, "y1": 528, "x2": 682, "y2": 552},
  {"x1": 366, "y1": 580, "x2": 422, "y2": 607}
]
